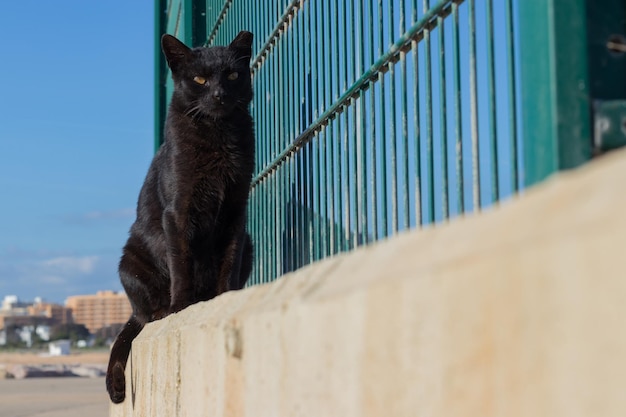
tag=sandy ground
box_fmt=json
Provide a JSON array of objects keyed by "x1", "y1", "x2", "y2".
[
  {"x1": 0, "y1": 377, "x2": 109, "y2": 417},
  {"x1": 0, "y1": 350, "x2": 109, "y2": 366},
  {"x1": 0, "y1": 352, "x2": 111, "y2": 416}
]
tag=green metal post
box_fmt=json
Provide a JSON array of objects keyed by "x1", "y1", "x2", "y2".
[
  {"x1": 518, "y1": 0, "x2": 592, "y2": 187},
  {"x1": 154, "y1": 0, "x2": 168, "y2": 151}
]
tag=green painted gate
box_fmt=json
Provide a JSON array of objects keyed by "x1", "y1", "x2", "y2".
[{"x1": 155, "y1": 0, "x2": 626, "y2": 285}]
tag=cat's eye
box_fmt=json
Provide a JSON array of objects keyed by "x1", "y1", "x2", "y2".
[
  {"x1": 193, "y1": 76, "x2": 206, "y2": 85},
  {"x1": 227, "y1": 72, "x2": 239, "y2": 81}
]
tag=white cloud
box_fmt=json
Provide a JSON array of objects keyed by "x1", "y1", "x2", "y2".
[
  {"x1": 62, "y1": 208, "x2": 135, "y2": 225},
  {"x1": 41, "y1": 256, "x2": 99, "y2": 275},
  {"x1": 0, "y1": 249, "x2": 125, "y2": 303},
  {"x1": 38, "y1": 275, "x2": 68, "y2": 285},
  {"x1": 82, "y1": 208, "x2": 135, "y2": 221}
]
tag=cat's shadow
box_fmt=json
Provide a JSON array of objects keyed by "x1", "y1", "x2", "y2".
[{"x1": 130, "y1": 350, "x2": 136, "y2": 407}]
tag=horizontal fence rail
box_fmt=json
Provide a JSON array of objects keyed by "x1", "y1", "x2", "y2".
[{"x1": 154, "y1": 0, "x2": 614, "y2": 286}]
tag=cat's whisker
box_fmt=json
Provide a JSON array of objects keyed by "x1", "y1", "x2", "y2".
[
  {"x1": 235, "y1": 99, "x2": 250, "y2": 111},
  {"x1": 184, "y1": 102, "x2": 205, "y2": 121},
  {"x1": 184, "y1": 101, "x2": 200, "y2": 114}
]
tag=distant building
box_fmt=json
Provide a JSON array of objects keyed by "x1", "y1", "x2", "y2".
[
  {"x1": 65, "y1": 291, "x2": 132, "y2": 333},
  {"x1": 1, "y1": 295, "x2": 29, "y2": 315},
  {"x1": 28, "y1": 300, "x2": 73, "y2": 325},
  {"x1": 0, "y1": 296, "x2": 73, "y2": 347},
  {"x1": 0, "y1": 296, "x2": 71, "y2": 332}
]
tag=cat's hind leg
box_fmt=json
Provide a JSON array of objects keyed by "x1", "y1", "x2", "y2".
[
  {"x1": 239, "y1": 232, "x2": 253, "y2": 287},
  {"x1": 230, "y1": 232, "x2": 253, "y2": 290},
  {"x1": 119, "y1": 242, "x2": 171, "y2": 320}
]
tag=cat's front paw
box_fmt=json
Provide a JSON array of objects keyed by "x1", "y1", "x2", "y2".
[
  {"x1": 150, "y1": 309, "x2": 170, "y2": 321},
  {"x1": 106, "y1": 362, "x2": 126, "y2": 404},
  {"x1": 169, "y1": 301, "x2": 191, "y2": 314}
]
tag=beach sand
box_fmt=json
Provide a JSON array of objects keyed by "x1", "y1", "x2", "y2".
[
  {"x1": 0, "y1": 350, "x2": 109, "y2": 366},
  {"x1": 0, "y1": 351, "x2": 110, "y2": 417},
  {"x1": 0, "y1": 377, "x2": 109, "y2": 417}
]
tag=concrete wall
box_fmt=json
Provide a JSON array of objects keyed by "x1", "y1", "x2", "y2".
[{"x1": 111, "y1": 149, "x2": 626, "y2": 417}]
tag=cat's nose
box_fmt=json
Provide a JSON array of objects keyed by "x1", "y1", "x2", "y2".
[{"x1": 212, "y1": 89, "x2": 226, "y2": 104}]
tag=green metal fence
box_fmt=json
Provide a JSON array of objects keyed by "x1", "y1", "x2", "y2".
[{"x1": 155, "y1": 0, "x2": 626, "y2": 285}]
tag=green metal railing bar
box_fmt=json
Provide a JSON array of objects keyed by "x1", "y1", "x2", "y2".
[
  {"x1": 389, "y1": 5, "x2": 398, "y2": 234},
  {"x1": 451, "y1": 2, "x2": 463, "y2": 214},
  {"x1": 437, "y1": 9, "x2": 450, "y2": 219},
  {"x1": 423, "y1": 0, "x2": 435, "y2": 225},
  {"x1": 377, "y1": 3, "x2": 388, "y2": 239},
  {"x1": 485, "y1": 0, "x2": 498, "y2": 202},
  {"x1": 505, "y1": 0, "x2": 519, "y2": 193},
  {"x1": 468, "y1": 0, "x2": 480, "y2": 211},
  {"x1": 400, "y1": 8, "x2": 411, "y2": 230}
]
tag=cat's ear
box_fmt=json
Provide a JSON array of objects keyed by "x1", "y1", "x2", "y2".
[
  {"x1": 229, "y1": 31, "x2": 253, "y2": 60},
  {"x1": 161, "y1": 34, "x2": 191, "y2": 71}
]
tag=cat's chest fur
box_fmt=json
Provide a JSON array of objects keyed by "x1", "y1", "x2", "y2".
[
  {"x1": 179, "y1": 136, "x2": 241, "y2": 183},
  {"x1": 162, "y1": 114, "x2": 253, "y2": 216}
]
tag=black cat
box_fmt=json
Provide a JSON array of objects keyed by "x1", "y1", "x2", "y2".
[{"x1": 106, "y1": 31, "x2": 255, "y2": 404}]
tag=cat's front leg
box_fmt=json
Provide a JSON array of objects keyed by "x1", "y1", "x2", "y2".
[
  {"x1": 162, "y1": 207, "x2": 194, "y2": 313},
  {"x1": 216, "y1": 217, "x2": 250, "y2": 293}
]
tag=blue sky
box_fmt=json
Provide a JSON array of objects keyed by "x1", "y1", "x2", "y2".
[{"x1": 0, "y1": 1, "x2": 155, "y2": 304}]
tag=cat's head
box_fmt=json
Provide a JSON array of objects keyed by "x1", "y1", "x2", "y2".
[{"x1": 161, "y1": 31, "x2": 254, "y2": 119}]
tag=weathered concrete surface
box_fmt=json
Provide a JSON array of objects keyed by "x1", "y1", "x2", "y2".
[{"x1": 111, "y1": 149, "x2": 626, "y2": 417}]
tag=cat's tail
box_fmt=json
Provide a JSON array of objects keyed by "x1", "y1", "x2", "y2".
[{"x1": 106, "y1": 315, "x2": 144, "y2": 404}]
